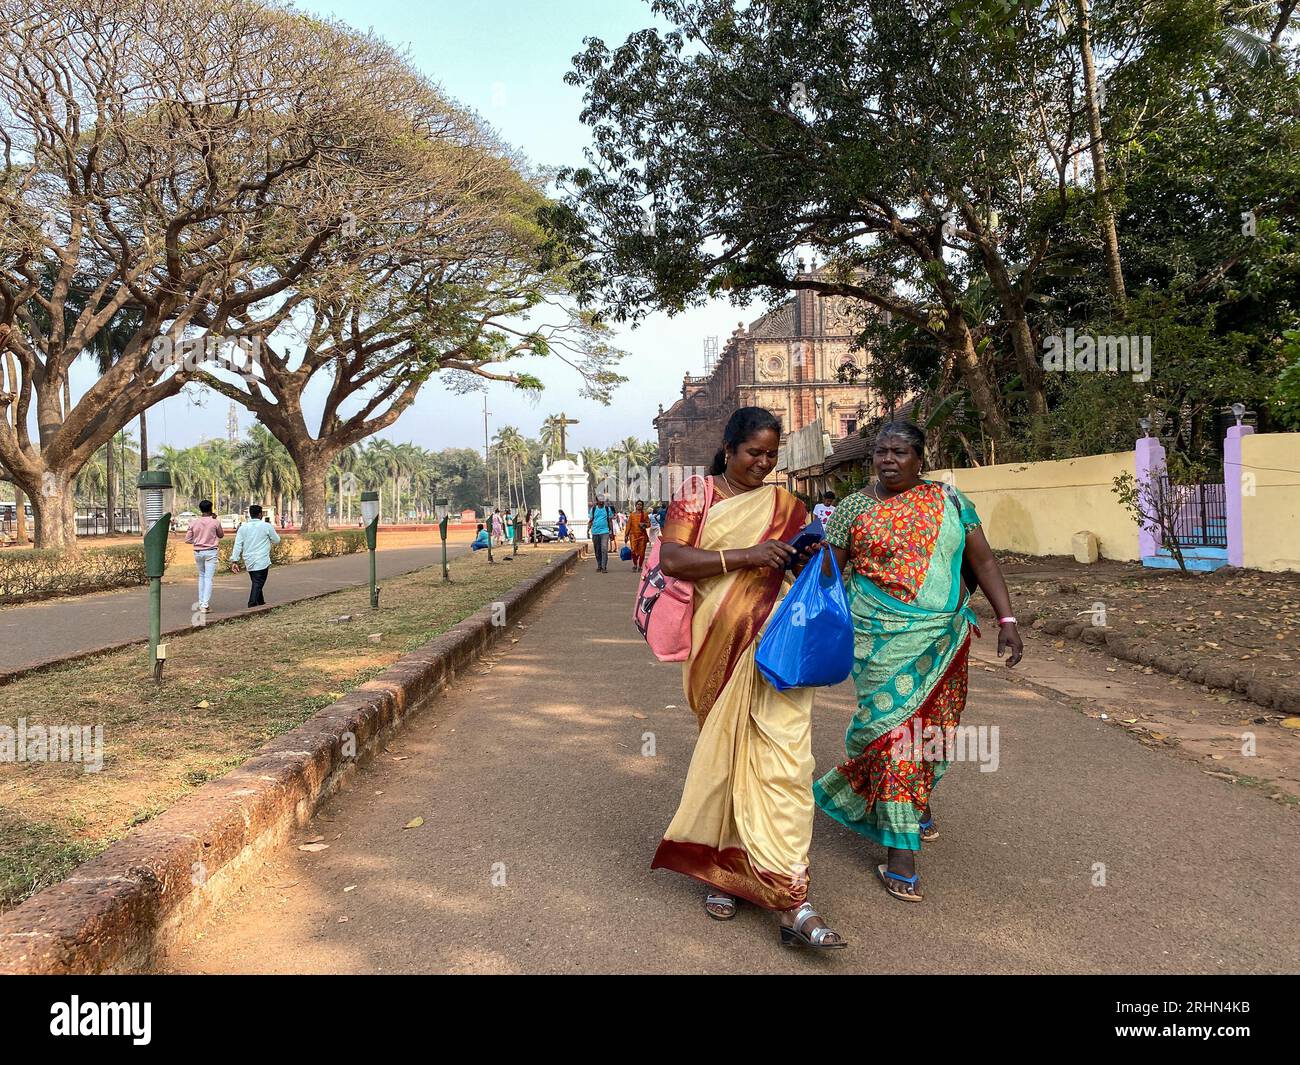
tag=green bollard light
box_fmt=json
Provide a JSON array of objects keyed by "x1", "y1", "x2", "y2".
[
  {"x1": 361, "y1": 490, "x2": 380, "y2": 609},
  {"x1": 137, "y1": 470, "x2": 174, "y2": 684},
  {"x1": 438, "y1": 512, "x2": 450, "y2": 582}
]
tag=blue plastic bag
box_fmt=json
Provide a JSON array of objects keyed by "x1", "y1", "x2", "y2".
[
  {"x1": 755, "y1": 547, "x2": 853, "y2": 691},
  {"x1": 620, "y1": 545, "x2": 632, "y2": 561}
]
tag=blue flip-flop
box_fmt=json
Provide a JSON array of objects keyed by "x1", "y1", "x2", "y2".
[
  {"x1": 919, "y1": 815, "x2": 939, "y2": 842},
  {"x1": 877, "y1": 864, "x2": 924, "y2": 903}
]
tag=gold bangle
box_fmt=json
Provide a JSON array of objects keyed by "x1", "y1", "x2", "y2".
[{"x1": 719, "y1": 550, "x2": 728, "y2": 574}]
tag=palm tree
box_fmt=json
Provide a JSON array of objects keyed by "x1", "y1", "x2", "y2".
[
  {"x1": 237, "y1": 424, "x2": 299, "y2": 521},
  {"x1": 539, "y1": 415, "x2": 568, "y2": 459},
  {"x1": 362, "y1": 439, "x2": 401, "y2": 523},
  {"x1": 409, "y1": 448, "x2": 439, "y2": 519},
  {"x1": 75, "y1": 449, "x2": 107, "y2": 507},
  {"x1": 149, "y1": 445, "x2": 200, "y2": 508},
  {"x1": 332, "y1": 444, "x2": 362, "y2": 524},
  {"x1": 494, "y1": 426, "x2": 527, "y2": 510},
  {"x1": 508, "y1": 436, "x2": 532, "y2": 511},
  {"x1": 393, "y1": 442, "x2": 422, "y2": 521},
  {"x1": 582, "y1": 446, "x2": 613, "y2": 500}
]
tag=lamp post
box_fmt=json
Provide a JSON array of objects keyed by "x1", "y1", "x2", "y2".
[
  {"x1": 436, "y1": 498, "x2": 451, "y2": 582},
  {"x1": 137, "y1": 470, "x2": 174, "y2": 683},
  {"x1": 361, "y1": 490, "x2": 380, "y2": 609}
]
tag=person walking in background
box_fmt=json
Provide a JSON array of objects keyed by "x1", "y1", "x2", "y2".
[
  {"x1": 184, "y1": 499, "x2": 224, "y2": 614},
  {"x1": 491, "y1": 508, "x2": 505, "y2": 546},
  {"x1": 624, "y1": 499, "x2": 651, "y2": 571},
  {"x1": 589, "y1": 492, "x2": 614, "y2": 572},
  {"x1": 557, "y1": 509, "x2": 569, "y2": 540},
  {"x1": 813, "y1": 490, "x2": 837, "y2": 526},
  {"x1": 512, "y1": 509, "x2": 524, "y2": 556},
  {"x1": 229, "y1": 504, "x2": 281, "y2": 608},
  {"x1": 524, "y1": 509, "x2": 534, "y2": 545}
]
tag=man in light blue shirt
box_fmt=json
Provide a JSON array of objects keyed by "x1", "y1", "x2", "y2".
[
  {"x1": 229, "y1": 504, "x2": 281, "y2": 607},
  {"x1": 589, "y1": 493, "x2": 614, "y2": 573}
]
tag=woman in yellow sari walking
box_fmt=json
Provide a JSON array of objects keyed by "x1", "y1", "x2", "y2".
[{"x1": 652, "y1": 408, "x2": 845, "y2": 950}]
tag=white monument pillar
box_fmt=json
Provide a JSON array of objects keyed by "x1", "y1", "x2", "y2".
[{"x1": 538, "y1": 453, "x2": 591, "y2": 539}]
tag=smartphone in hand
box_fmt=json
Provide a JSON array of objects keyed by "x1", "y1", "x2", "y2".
[{"x1": 785, "y1": 528, "x2": 824, "y2": 568}]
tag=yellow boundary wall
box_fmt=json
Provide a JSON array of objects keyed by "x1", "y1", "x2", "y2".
[
  {"x1": 929, "y1": 451, "x2": 1139, "y2": 561},
  {"x1": 1241, "y1": 433, "x2": 1300, "y2": 573}
]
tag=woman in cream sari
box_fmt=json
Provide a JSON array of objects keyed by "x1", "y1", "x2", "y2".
[{"x1": 652, "y1": 407, "x2": 845, "y2": 950}]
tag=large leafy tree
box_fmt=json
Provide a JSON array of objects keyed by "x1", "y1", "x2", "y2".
[
  {"x1": 556, "y1": 0, "x2": 1298, "y2": 465},
  {"x1": 1032, "y1": 0, "x2": 1300, "y2": 464},
  {"x1": 556, "y1": 0, "x2": 1085, "y2": 459},
  {"x1": 193, "y1": 88, "x2": 626, "y2": 532},
  {"x1": 0, "y1": 0, "x2": 436, "y2": 547}
]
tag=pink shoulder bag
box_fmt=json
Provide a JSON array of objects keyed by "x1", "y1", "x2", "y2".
[{"x1": 632, "y1": 476, "x2": 714, "y2": 662}]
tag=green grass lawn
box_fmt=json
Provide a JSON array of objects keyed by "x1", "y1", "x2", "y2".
[{"x1": 0, "y1": 545, "x2": 570, "y2": 913}]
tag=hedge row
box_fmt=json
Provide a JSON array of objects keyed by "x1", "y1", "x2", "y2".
[
  {"x1": 0, "y1": 543, "x2": 176, "y2": 605},
  {"x1": 299, "y1": 529, "x2": 368, "y2": 559},
  {"x1": 210, "y1": 528, "x2": 366, "y2": 571}
]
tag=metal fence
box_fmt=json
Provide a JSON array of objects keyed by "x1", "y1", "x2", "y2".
[
  {"x1": 1155, "y1": 476, "x2": 1227, "y2": 548},
  {"x1": 2, "y1": 507, "x2": 143, "y2": 540},
  {"x1": 76, "y1": 508, "x2": 142, "y2": 537}
]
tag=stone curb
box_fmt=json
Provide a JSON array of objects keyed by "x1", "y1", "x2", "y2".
[
  {"x1": 969, "y1": 597, "x2": 1300, "y2": 714},
  {"x1": 0, "y1": 547, "x2": 584, "y2": 974}
]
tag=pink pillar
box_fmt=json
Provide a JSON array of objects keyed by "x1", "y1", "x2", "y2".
[
  {"x1": 1135, "y1": 436, "x2": 1166, "y2": 557},
  {"x1": 1224, "y1": 423, "x2": 1255, "y2": 567}
]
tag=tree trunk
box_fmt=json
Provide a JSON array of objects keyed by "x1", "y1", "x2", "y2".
[
  {"x1": 1078, "y1": 0, "x2": 1127, "y2": 310},
  {"x1": 294, "y1": 451, "x2": 338, "y2": 534},
  {"x1": 31, "y1": 471, "x2": 76, "y2": 550},
  {"x1": 949, "y1": 317, "x2": 1010, "y2": 458}
]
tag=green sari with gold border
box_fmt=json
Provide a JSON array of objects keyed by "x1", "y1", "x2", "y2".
[{"x1": 813, "y1": 481, "x2": 981, "y2": 851}]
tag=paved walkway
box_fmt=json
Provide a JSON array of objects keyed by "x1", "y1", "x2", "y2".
[
  {"x1": 161, "y1": 559, "x2": 1300, "y2": 974},
  {"x1": 0, "y1": 543, "x2": 474, "y2": 675}
]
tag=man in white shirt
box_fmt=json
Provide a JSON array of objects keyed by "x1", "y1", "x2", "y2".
[{"x1": 813, "y1": 491, "x2": 837, "y2": 525}]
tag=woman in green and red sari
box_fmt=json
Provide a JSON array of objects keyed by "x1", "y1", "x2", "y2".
[{"x1": 816, "y1": 420, "x2": 1023, "y2": 902}]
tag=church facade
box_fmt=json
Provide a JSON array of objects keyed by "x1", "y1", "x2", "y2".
[{"x1": 653, "y1": 279, "x2": 887, "y2": 469}]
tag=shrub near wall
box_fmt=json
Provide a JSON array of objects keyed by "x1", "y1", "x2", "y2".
[
  {"x1": 0, "y1": 544, "x2": 176, "y2": 605},
  {"x1": 301, "y1": 530, "x2": 367, "y2": 559},
  {"x1": 213, "y1": 529, "x2": 366, "y2": 572}
]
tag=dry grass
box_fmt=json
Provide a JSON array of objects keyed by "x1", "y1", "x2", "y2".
[{"x1": 0, "y1": 545, "x2": 570, "y2": 912}]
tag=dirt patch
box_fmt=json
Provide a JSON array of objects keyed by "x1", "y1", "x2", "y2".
[
  {"x1": 969, "y1": 627, "x2": 1300, "y2": 806},
  {"x1": 984, "y1": 554, "x2": 1300, "y2": 714}
]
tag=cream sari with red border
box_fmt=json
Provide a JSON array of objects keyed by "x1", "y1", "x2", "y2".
[{"x1": 651, "y1": 481, "x2": 814, "y2": 910}]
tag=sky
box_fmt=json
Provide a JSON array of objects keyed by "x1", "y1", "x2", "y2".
[{"x1": 71, "y1": 0, "x2": 765, "y2": 459}]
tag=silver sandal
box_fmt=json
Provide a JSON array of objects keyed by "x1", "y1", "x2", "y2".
[
  {"x1": 779, "y1": 902, "x2": 847, "y2": 949},
  {"x1": 704, "y1": 892, "x2": 738, "y2": 920}
]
